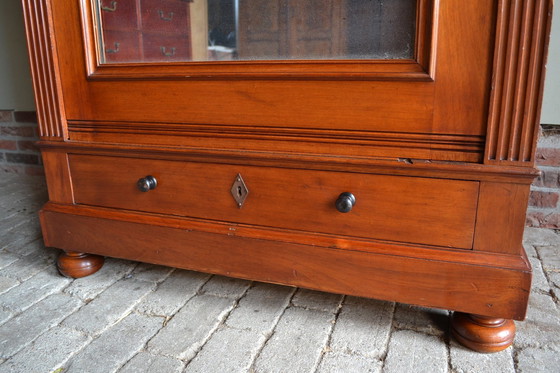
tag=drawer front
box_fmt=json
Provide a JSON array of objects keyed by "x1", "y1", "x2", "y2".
[
  {"x1": 140, "y1": 0, "x2": 190, "y2": 34},
  {"x1": 69, "y1": 155, "x2": 479, "y2": 249},
  {"x1": 102, "y1": 30, "x2": 142, "y2": 63},
  {"x1": 100, "y1": 0, "x2": 139, "y2": 31},
  {"x1": 142, "y1": 33, "x2": 191, "y2": 61}
]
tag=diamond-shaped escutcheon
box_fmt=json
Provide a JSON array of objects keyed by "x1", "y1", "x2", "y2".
[{"x1": 231, "y1": 173, "x2": 249, "y2": 208}]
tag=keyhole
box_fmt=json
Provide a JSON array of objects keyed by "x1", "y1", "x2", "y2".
[{"x1": 237, "y1": 185, "x2": 243, "y2": 197}]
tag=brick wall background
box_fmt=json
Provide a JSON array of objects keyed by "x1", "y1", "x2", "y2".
[
  {"x1": 0, "y1": 111, "x2": 558, "y2": 228},
  {"x1": 528, "y1": 125, "x2": 560, "y2": 229},
  {"x1": 0, "y1": 110, "x2": 43, "y2": 175}
]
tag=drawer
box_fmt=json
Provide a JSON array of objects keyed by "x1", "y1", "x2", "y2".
[
  {"x1": 102, "y1": 30, "x2": 142, "y2": 63},
  {"x1": 99, "y1": 0, "x2": 139, "y2": 31},
  {"x1": 140, "y1": 0, "x2": 190, "y2": 34},
  {"x1": 69, "y1": 155, "x2": 479, "y2": 249},
  {"x1": 142, "y1": 33, "x2": 191, "y2": 61}
]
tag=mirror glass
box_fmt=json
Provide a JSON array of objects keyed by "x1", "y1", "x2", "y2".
[{"x1": 95, "y1": 0, "x2": 417, "y2": 63}]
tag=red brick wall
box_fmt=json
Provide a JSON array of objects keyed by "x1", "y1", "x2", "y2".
[
  {"x1": 1, "y1": 110, "x2": 559, "y2": 227},
  {"x1": 0, "y1": 110, "x2": 43, "y2": 175},
  {"x1": 527, "y1": 125, "x2": 560, "y2": 229}
]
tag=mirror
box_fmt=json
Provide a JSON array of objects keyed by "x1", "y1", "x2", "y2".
[{"x1": 95, "y1": 0, "x2": 417, "y2": 64}]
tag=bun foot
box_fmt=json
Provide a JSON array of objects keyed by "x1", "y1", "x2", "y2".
[
  {"x1": 57, "y1": 251, "x2": 104, "y2": 278},
  {"x1": 451, "y1": 312, "x2": 515, "y2": 353}
]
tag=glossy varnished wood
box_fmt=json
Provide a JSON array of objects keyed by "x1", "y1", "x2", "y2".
[
  {"x1": 68, "y1": 154, "x2": 480, "y2": 249},
  {"x1": 451, "y1": 313, "x2": 516, "y2": 353},
  {"x1": 56, "y1": 251, "x2": 104, "y2": 278},
  {"x1": 24, "y1": 0, "x2": 553, "y2": 353},
  {"x1": 486, "y1": 0, "x2": 553, "y2": 165},
  {"x1": 40, "y1": 205, "x2": 531, "y2": 320}
]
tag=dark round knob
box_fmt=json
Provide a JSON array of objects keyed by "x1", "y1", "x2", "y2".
[
  {"x1": 137, "y1": 175, "x2": 157, "y2": 192},
  {"x1": 335, "y1": 192, "x2": 356, "y2": 213}
]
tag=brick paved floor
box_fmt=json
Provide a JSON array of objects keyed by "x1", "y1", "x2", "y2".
[{"x1": 0, "y1": 172, "x2": 559, "y2": 373}]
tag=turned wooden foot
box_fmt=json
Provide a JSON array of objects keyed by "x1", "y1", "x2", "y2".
[
  {"x1": 451, "y1": 312, "x2": 515, "y2": 353},
  {"x1": 57, "y1": 251, "x2": 104, "y2": 278}
]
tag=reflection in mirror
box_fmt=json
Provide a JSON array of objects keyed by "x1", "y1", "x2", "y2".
[{"x1": 95, "y1": 0, "x2": 417, "y2": 64}]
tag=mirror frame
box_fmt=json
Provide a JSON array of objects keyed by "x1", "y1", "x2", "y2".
[{"x1": 81, "y1": 0, "x2": 437, "y2": 81}]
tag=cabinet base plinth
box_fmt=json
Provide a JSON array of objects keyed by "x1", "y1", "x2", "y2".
[
  {"x1": 57, "y1": 251, "x2": 104, "y2": 278},
  {"x1": 451, "y1": 312, "x2": 515, "y2": 353}
]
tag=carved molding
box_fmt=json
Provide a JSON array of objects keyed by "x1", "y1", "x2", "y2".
[
  {"x1": 67, "y1": 121, "x2": 485, "y2": 162},
  {"x1": 22, "y1": 0, "x2": 66, "y2": 140},
  {"x1": 485, "y1": 0, "x2": 553, "y2": 166}
]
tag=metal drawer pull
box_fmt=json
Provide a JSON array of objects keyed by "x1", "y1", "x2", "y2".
[
  {"x1": 158, "y1": 10, "x2": 174, "y2": 21},
  {"x1": 101, "y1": 1, "x2": 118, "y2": 12},
  {"x1": 137, "y1": 175, "x2": 157, "y2": 192},
  {"x1": 335, "y1": 192, "x2": 356, "y2": 213},
  {"x1": 105, "y1": 42, "x2": 120, "y2": 54},
  {"x1": 161, "y1": 47, "x2": 176, "y2": 57}
]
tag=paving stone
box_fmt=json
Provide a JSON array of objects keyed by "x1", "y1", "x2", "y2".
[
  {"x1": 0, "y1": 267, "x2": 71, "y2": 313},
  {"x1": 291, "y1": 288, "x2": 343, "y2": 313},
  {"x1": 317, "y1": 352, "x2": 382, "y2": 373},
  {"x1": 1, "y1": 326, "x2": 90, "y2": 373},
  {"x1": 254, "y1": 307, "x2": 334, "y2": 373},
  {"x1": 449, "y1": 340, "x2": 515, "y2": 373},
  {"x1": 0, "y1": 216, "x2": 41, "y2": 250},
  {"x1": 63, "y1": 278, "x2": 156, "y2": 335},
  {"x1": 0, "y1": 252, "x2": 18, "y2": 270},
  {"x1": 6, "y1": 238, "x2": 51, "y2": 257},
  {"x1": 537, "y1": 245, "x2": 560, "y2": 271},
  {"x1": 0, "y1": 209, "x2": 33, "y2": 231},
  {"x1": 64, "y1": 258, "x2": 138, "y2": 301},
  {"x1": 393, "y1": 303, "x2": 449, "y2": 337},
  {"x1": 129, "y1": 262, "x2": 174, "y2": 283},
  {"x1": 528, "y1": 256, "x2": 550, "y2": 293},
  {"x1": 0, "y1": 276, "x2": 18, "y2": 296},
  {"x1": 199, "y1": 275, "x2": 252, "y2": 299},
  {"x1": 65, "y1": 312, "x2": 163, "y2": 373},
  {"x1": 119, "y1": 352, "x2": 184, "y2": 373},
  {"x1": 136, "y1": 269, "x2": 210, "y2": 317},
  {"x1": 0, "y1": 249, "x2": 53, "y2": 281},
  {"x1": 524, "y1": 228, "x2": 560, "y2": 247},
  {"x1": 516, "y1": 346, "x2": 560, "y2": 373},
  {"x1": 225, "y1": 282, "x2": 295, "y2": 334},
  {"x1": 148, "y1": 294, "x2": 236, "y2": 360},
  {"x1": 383, "y1": 330, "x2": 448, "y2": 373},
  {"x1": 329, "y1": 297, "x2": 394, "y2": 359},
  {"x1": 548, "y1": 271, "x2": 560, "y2": 292},
  {"x1": 185, "y1": 326, "x2": 266, "y2": 373},
  {"x1": 515, "y1": 292, "x2": 560, "y2": 350},
  {"x1": 0, "y1": 309, "x2": 12, "y2": 327},
  {"x1": 524, "y1": 244, "x2": 538, "y2": 258},
  {"x1": 0, "y1": 293, "x2": 82, "y2": 358}
]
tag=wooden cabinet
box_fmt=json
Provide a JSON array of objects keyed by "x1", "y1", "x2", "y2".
[{"x1": 22, "y1": 0, "x2": 552, "y2": 353}]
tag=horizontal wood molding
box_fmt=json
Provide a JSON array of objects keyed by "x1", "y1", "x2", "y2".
[
  {"x1": 22, "y1": 0, "x2": 66, "y2": 140},
  {"x1": 36, "y1": 140, "x2": 539, "y2": 184},
  {"x1": 43, "y1": 202, "x2": 531, "y2": 272},
  {"x1": 486, "y1": 0, "x2": 553, "y2": 166},
  {"x1": 67, "y1": 120, "x2": 484, "y2": 162},
  {"x1": 41, "y1": 204, "x2": 531, "y2": 319}
]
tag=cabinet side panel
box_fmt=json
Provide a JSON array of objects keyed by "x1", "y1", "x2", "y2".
[
  {"x1": 486, "y1": 0, "x2": 553, "y2": 165},
  {"x1": 41, "y1": 149, "x2": 74, "y2": 204},
  {"x1": 21, "y1": 0, "x2": 66, "y2": 140},
  {"x1": 473, "y1": 181, "x2": 530, "y2": 254}
]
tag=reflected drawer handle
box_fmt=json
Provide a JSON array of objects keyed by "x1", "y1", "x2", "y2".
[
  {"x1": 106, "y1": 42, "x2": 120, "y2": 54},
  {"x1": 101, "y1": 1, "x2": 118, "y2": 12},
  {"x1": 161, "y1": 47, "x2": 176, "y2": 57},
  {"x1": 137, "y1": 176, "x2": 157, "y2": 192},
  {"x1": 158, "y1": 10, "x2": 174, "y2": 21},
  {"x1": 335, "y1": 192, "x2": 356, "y2": 213}
]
